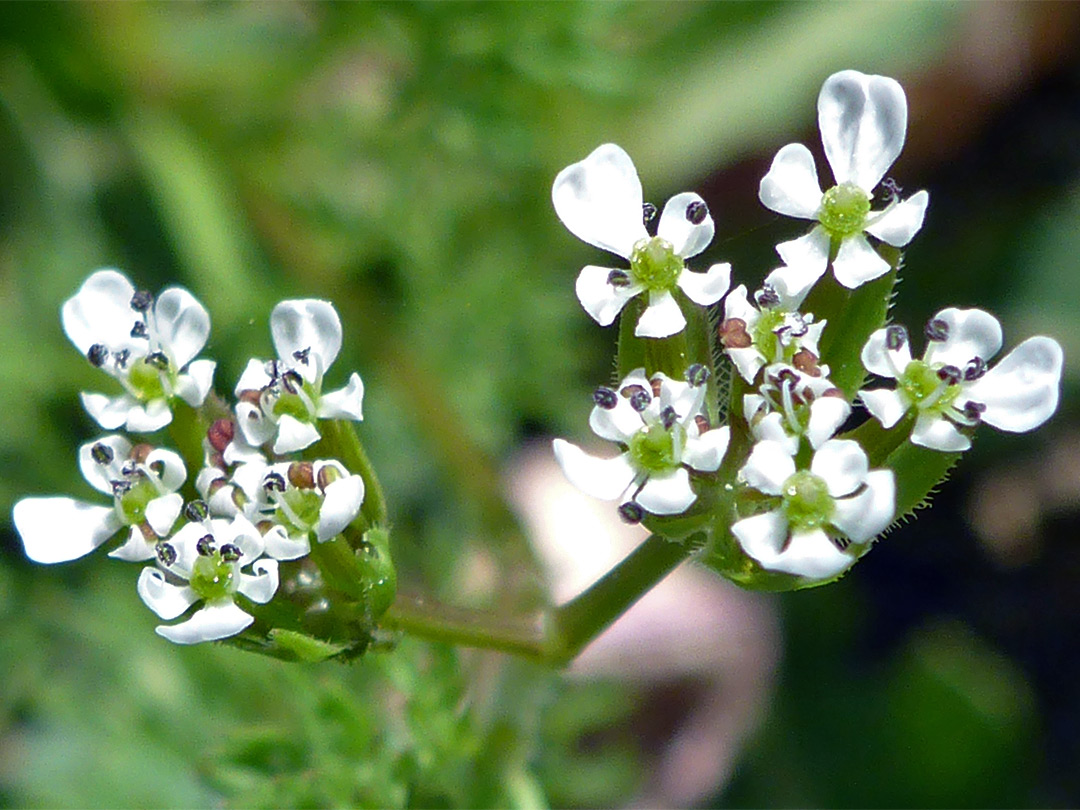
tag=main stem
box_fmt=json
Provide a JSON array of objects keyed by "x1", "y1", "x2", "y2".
[{"x1": 379, "y1": 533, "x2": 692, "y2": 666}]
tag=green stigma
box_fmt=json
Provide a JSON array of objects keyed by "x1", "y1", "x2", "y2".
[
  {"x1": 629, "y1": 237, "x2": 683, "y2": 292},
  {"x1": 189, "y1": 552, "x2": 238, "y2": 603},
  {"x1": 897, "y1": 360, "x2": 960, "y2": 413},
  {"x1": 629, "y1": 423, "x2": 681, "y2": 473},
  {"x1": 780, "y1": 470, "x2": 835, "y2": 532},
  {"x1": 127, "y1": 357, "x2": 169, "y2": 402},
  {"x1": 819, "y1": 182, "x2": 871, "y2": 237},
  {"x1": 118, "y1": 479, "x2": 159, "y2": 525}
]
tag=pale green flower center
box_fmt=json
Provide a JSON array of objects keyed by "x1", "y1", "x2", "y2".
[
  {"x1": 189, "y1": 552, "x2": 238, "y2": 603},
  {"x1": 780, "y1": 470, "x2": 834, "y2": 532},
  {"x1": 276, "y1": 489, "x2": 323, "y2": 533},
  {"x1": 118, "y1": 479, "x2": 159, "y2": 525},
  {"x1": 629, "y1": 422, "x2": 683, "y2": 474},
  {"x1": 819, "y1": 182, "x2": 871, "y2": 237},
  {"x1": 127, "y1": 356, "x2": 170, "y2": 402},
  {"x1": 629, "y1": 237, "x2": 683, "y2": 293}
]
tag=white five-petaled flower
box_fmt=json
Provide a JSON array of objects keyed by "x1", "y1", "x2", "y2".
[
  {"x1": 13, "y1": 435, "x2": 186, "y2": 564},
  {"x1": 137, "y1": 514, "x2": 278, "y2": 645},
  {"x1": 759, "y1": 70, "x2": 929, "y2": 296},
  {"x1": 733, "y1": 439, "x2": 895, "y2": 581},
  {"x1": 62, "y1": 269, "x2": 216, "y2": 432},
  {"x1": 552, "y1": 143, "x2": 732, "y2": 339},
  {"x1": 718, "y1": 277, "x2": 826, "y2": 384},
  {"x1": 233, "y1": 299, "x2": 364, "y2": 455},
  {"x1": 744, "y1": 364, "x2": 850, "y2": 454},
  {"x1": 196, "y1": 458, "x2": 365, "y2": 560},
  {"x1": 553, "y1": 367, "x2": 731, "y2": 517},
  {"x1": 859, "y1": 308, "x2": 1063, "y2": 452}
]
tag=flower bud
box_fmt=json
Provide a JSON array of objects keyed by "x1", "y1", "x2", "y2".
[
  {"x1": 288, "y1": 461, "x2": 316, "y2": 490},
  {"x1": 207, "y1": 419, "x2": 235, "y2": 453},
  {"x1": 316, "y1": 464, "x2": 343, "y2": 491}
]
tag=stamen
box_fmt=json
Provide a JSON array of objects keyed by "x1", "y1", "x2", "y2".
[
  {"x1": 281, "y1": 370, "x2": 303, "y2": 395},
  {"x1": 113, "y1": 348, "x2": 130, "y2": 369},
  {"x1": 885, "y1": 324, "x2": 908, "y2": 351},
  {"x1": 618, "y1": 501, "x2": 644, "y2": 524},
  {"x1": 120, "y1": 460, "x2": 139, "y2": 478},
  {"x1": 196, "y1": 535, "x2": 216, "y2": 556},
  {"x1": 87, "y1": 344, "x2": 109, "y2": 367},
  {"x1": 694, "y1": 415, "x2": 711, "y2": 433},
  {"x1": 130, "y1": 320, "x2": 149, "y2": 339},
  {"x1": 146, "y1": 351, "x2": 169, "y2": 370},
  {"x1": 686, "y1": 364, "x2": 709, "y2": 387},
  {"x1": 90, "y1": 443, "x2": 114, "y2": 465},
  {"x1": 755, "y1": 285, "x2": 780, "y2": 309},
  {"x1": 607, "y1": 269, "x2": 632, "y2": 288},
  {"x1": 293, "y1": 347, "x2": 311, "y2": 365},
  {"x1": 937, "y1": 365, "x2": 962, "y2": 385},
  {"x1": 130, "y1": 290, "x2": 154, "y2": 313},
  {"x1": 184, "y1": 500, "x2": 210, "y2": 523},
  {"x1": 925, "y1": 318, "x2": 949, "y2": 342},
  {"x1": 111, "y1": 480, "x2": 132, "y2": 497},
  {"x1": 263, "y1": 472, "x2": 287, "y2": 493},
  {"x1": 660, "y1": 406, "x2": 678, "y2": 429},
  {"x1": 629, "y1": 390, "x2": 651, "y2": 413},
  {"x1": 592, "y1": 387, "x2": 618, "y2": 410},
  {"x1": 156, "y1": 542, "x2": 177, "y2": 567},
  {"x1": 650, "y1": 377, "x2": 663, "y2": 398},
  {"x1": 879, "y1": 177, "x2": 902, "y2": 202},
  {"x1": 685, "y1": 200, "x2": 708, "y2": 225},
  {"x1": 961, "y1": 401, "x2": 987, "y2": 423},
  {"x1": 642, "y1": 202, "x2": 658, "y2": 226},
  {"x1": 219, "y1": 543, "x2": 241, "y2": 562},
  {"x1": 964, "y1": 357, "x2": 988, "y2": 381}
]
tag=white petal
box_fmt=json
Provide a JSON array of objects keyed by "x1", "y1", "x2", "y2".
[
  {"x1": 810, "y1": 439, "x2": 868, "y2": 498},
  {"x1": 107, "y1": 526, "x2": 158, "y2": 562},
  {"x1": 154, "y1": 287, "x2": 210, "y2": 368},
  {"x1": 727, "y1": 347, "x2": 765, "y2": 384},
  {"x1": 271, "y1": 299, "x2": 343, "y2": 372},
  {"x1": 262, "y1": 526, "x2": 311, "y2": 561},
  {"x1": 663, "y1": 375, "x2": 705, "y2": 426},
  {"x1": 552, "y1": 143, "x2": 647, "y2": 259},
  {"x1": 196, "y1": 466, "x2": 226, "y2": 499},
  {"x1": 803, "y1": 319, "x2": 827, "y2": 358},
  {"x1": 145, "y1": 493, "x2": 183, "y2": 537},
  {"x1": 222, "y1": 514, "x2": 266, "y2": 567},
  {"x1": 865, "y1": 191, "x2": 929, "y2": 246},
  {"x1": 911, "y1": 412, "x2": 970, "y2": 452},
  {"x1": 60, "y1": 269, "x2": 140, "y2": 356},
  {"x1": 80, "y1": 392, "x2": 135, "y2": 431},
  {"x1": 137, "y1": 568, "x2": 198, "y2": 620},
  {"x1": 235, "y1": 401, "x2": 275, "y2": 448},
  {"x1": 807, "y1": 397, "x2": 851, "y2": 448},
  {"x1": 741, "y1": 440, "x2": 797, "y2": 495},
  {"x1": 832, "y1": 233, "x2": 890, "y2": 288},
  {"x1": 316, "y1": 474, "x2": 365, "y2": 542},
  {"x1": 589, "y1": 397, "x2": 644, "y2": 444},
  {"x1": 230, "y1": 460, "x2": 272, "y2": 503},
  {"x1": 238, "y1": 559, "x2": 279, "y2": 604},
  {"x1": 175, "y1": 359, "x2": 216, "y2": 407},
  {"x1": 964, "y1": 336, "x2": 1063, "y2": 433},
  {"x1": 818, "y1": 70, "x2": 907, "y2": 192},
  {"x1": 635, "y1": 291, "x2": 685, "y2": 338},
  {"x1": 272, "y1": 414, "x2": 321, "y2": 454},
  {"x1": 223, "y1": 435, "x2": 268, "y2": 466},
  {"x1": 13, "y1": 497, "x2": 121, "y2": 564},
  {"x1": 776, "y1": 227, "x2": 831, "y2": 284},
  {"x1": 770, "y1": 528, "x2": 854, "y2": 580},
  {"x1": 860, "y1": 388, "x2": 909, "y2": 430},
  {"x1": 861, "y1": 327, "x2": 911, "y2": 379},
  {"x1": 723, "y1": 284, "x2": 757, "y2": 324},
  {"x1": 636, "y1": 467, "x2": 696, "y2": 515},
  {"x1": 758, "y1": 143, "x2": 823, "y2": 219},
  {"x1": 125, "y1": 399, "x2": 174, "y2": 433},
  {"x1": 168, "y1": 521, "x2": 214, "y2": 573},
  {"x1": 923, "y1": 308, "x2": 1003, "y2": 370},
  {"x1": 831, "y1": 469, "x2": 895, "y2": 543},
  {"x1": 681, "y1": 426, "x2": 731, "y2": 472},
  {"x1": 78, "y1": 434, "x2": 132, "y2": 494},
  {"x1": 235, "y1": 357, "x2": 272, "y2": 394},
  {"x1": 156, "y1": 602, "x2": 253, "y2": 645},
  {"x1": 575, "y1": 265, "x2": 642, "y2": 327},
  {"x1": 657, "y1": 192, "x2": 714, "y2": 259},
  {"x1": 763, "y1": 263, "x2": 825, "y2": 304},
  {"x1": 677, "y1": 262, "x2": 731, "y2": 306},
  {"x1": 732, "y1": 510, "x2": 789, "y2": 567},
  {"x1": 552, "y1": 439, "x2": 636, "y2": 501},
  {"x1": 750, "y1": 412, "x2": 800, "y2": 456},
  {"x1": 144, "y1": 448, "x2": 187, "y2": 493},
  {"x1": 318, "y1": 372, "x2": 364, "y2": 421}
]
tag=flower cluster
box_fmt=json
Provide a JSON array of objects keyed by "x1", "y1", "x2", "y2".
[
  {"x1": 13, "y1": 270, "x2": 372, "y2": 644},
  {"x1": 551, "y1": 70, "x2": 1063, "y2": 585}
]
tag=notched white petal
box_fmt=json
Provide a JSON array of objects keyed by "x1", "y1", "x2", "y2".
[
  {"x1": 965, "y1": 336, "x2": 1063, "y2": 433},
  {"x1": 924, "y1": 307, "x2": 1003, "y2": 370},
  {"x1": 13, "y1": 497, "x2": 120, "y2": 564},
  {"x1": 108, "y1": 526, "x2": 158, "y2": 562},
  {"x1": 271, "y1": 299, "x2": 343, "y2": 371},
  {"x1": 831, "y1": 469, "x2": 895, "y2": 543},
  {"x1": 175, "y1": 360, "x2": 216, "y2": 407},
  {"x1": 575, "y1": 265, "x2": 642, "y2": 327},
  {"x1": 156, "y1": 601, "x2": 253, "y2": 645},
  {"x1": 806, "y1": 398, "x2": 851, "y2": 448},
  {"x1": 681, "y1": 426, "x2": 731, "y2": 473},
  {"x1": 657, "y1": 192, "x2": 714, "y2": 259},
  {"x1": 154, "y1": 287, "x2": 211, "y2": 368},
  {"x1": 81, "y1": 392, "x2": 134, "y2": 431},
  {"x1": 61, "y1": 269, "x2": 140, "y2": 356},
  {"x1": 272, "y1": 414, "x2": 321, "y2": 454},
  {"x1": 589, "y1": 397, "x2": 644, "y2": 444},
  {"x1": 635, "y1": 467, "x2": 696, "y2": 515},
  {"x1": 124, "y1": 399, "x2": 174, "y2": 433},
  {"x1": 741, "y1": 440, "x2": 797, "y2": 495},
  {"x1": 677, "y1": 262, "x2": 731, "y2": 307},
  {"x1": 911, "y1": 412, "x2": 971, "y2": 452},
  {"x1": 759, "y1": 143, "x2": 822, "y2": 219},
  {"x1": 811, "y1": 439, "x2": 869, "y2": 498},
  {"x1": 262, "y1": 526, "x2": 311, "y2": 561},
  {"x1": 317, "y1": 475, "x2": 365, "y2": 542},
  {"x1": 137, "y1": 568, "x2": 198, "y2": 620},
  {"x1": 775, "y1": 228, "x2": 831, "y2": 286},
  {"x1": 865, "y1": 190, "x2": 928, "y2": 246},
  {"x1": 552, "y1": 439, "x2": 635, "y2": 501},
  {"x1": 634, "y1": 291, "x2": 685, "y2": 338},
  {"x1": 237, "y1": 559, "x2": 279, "y2": 604},
  {"x1": 145, "y1": 493, "x2": 184, "y2": 537},
  {"x1": 832, "y1": 233, "x2": 890, "y2": 289},
  {"x1": 860, "y1": 388, "x2": 909, "y2": 430},
  {"x1": 78, "y1": 434, "x2": 132, "y2": 494},
  {"x1": 861, "y1": 328, "x2": 911, "y2": 379},
  {"x1": 318, "y1": 373, "x2": 365, "y2": 421}
]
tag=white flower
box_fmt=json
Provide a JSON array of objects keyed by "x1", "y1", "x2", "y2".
[
  {"x1": 199, "y1": 458, "x2": 365, "y2": 560},
  {"x1": 733, "y1": 439, "x2": 895, "y2": 581},
  {"x1": 759, "y1": 70, "x2": 929, "y2": 296},
  {"x1": 552, "y1": 143, "x2": 732, "y2": 339},
  {"x1": 718, "y1": 277, "x2": 826, "y2": 384},
  {"x1": 860, "y1": 308, "x2": 1063, "y2": 452},
  {"x1": 137, "y1": 514, "x2": 278, "y2": 644},
  {"x1": 233, "y1": 299, "x2": 364, "y2": 455},
  {"x1": 553, "y1": 367, "x2": 730, "y2": 516},
  {"x1": 61, "y1": 269, "x2": 216, "y2": 432},
  {"x1": 13, "y1": 435, "x2": 186, "y2": 564},
  {"x1": 744, "y1": 364, "x2": 850, "y2": 454}
]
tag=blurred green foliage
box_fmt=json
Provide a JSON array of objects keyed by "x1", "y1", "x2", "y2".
[{"x1": 1, "y1": 2, "x2": 1076, "y2": 807}]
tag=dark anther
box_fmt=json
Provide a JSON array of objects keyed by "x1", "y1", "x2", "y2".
[
  {"x1": 962, "y1": 400, "x2": 987, "y2": 422},
  {"x1": 630, "y1": 390, "x2": 651, "y2": 413},
  {"x1": 660, "y1": 406, "x2": 678, "y2": 429},
  {"x1": 264, "y1": 359, "x2": 281, "y2": 381},
  {"x1": 880, "y1": 177, "x2": 902, "y2": 202},
  {"x1": 293, "y1": 347, "x2": 311, "y2": 365},
  {"x1": 775, "y1": 368, "x2": 799, "y2": 387},
  {"x1": 695, "y1": 415, "x2": 711, "y2": 433},
  {"x1": 792, "y1": 349, "x2": 822, "y2": 377},
  {"x1": 220, "y1": 543, "x2": 241, "y2": 562},
  {"x1": 607, "y1": 269, "x2": 632, "y2": 288},
  {"x1": 718, "y1": 318, "x2": 752, "y2": 349},
  {"x1": 592, "y1": 387, "x2": 618, "y2": 410},
  {"x1": 937, "y1": 365, "x2": 962, "y2": 385},
  {"x1": 114, "y1": 348, "x2": 130, "y2": 369},
  {"x1": 685, "y1": 200, "x2": 708, "y2": 225},
  {"x1": 618, "y1": 501, "x2": 645, "y2": 524},
  {"x1": 184, "y1": 500, "x2": 209, "y2": 523},
  {"x1": 281, "y1": 370, "x2": 303, "y2": 394},
  {"x1": 111, "y1": 480, "x2": 132, "y2": 497},
  {"x1": 130, "y1": 321, "x2": 149, "y2": 339},
  {"x1": 207, "y1": 418, "x2": 235, "y2": 453},
  {"x1": 148, "y1": 460, "x2": 165, "y2": 477},
  {"x1": 130, "y1": 290, "x2": 154, "y2": 312},
  {"x1": 90, "y1": 443, "x2": 114, "y2": 465},
  {"x1": 196, "y1": 534, "x2": 216, "y2": 556},
  {"x1": 782, "y1": 314, "x2": 809, "y2": 339},
  {"x1": 288, "y1": 461, "x2": 316, "y2": 490},
  {"x1": 686, "y1": 364, "x2": 710, "y2": 387},
  {"x1": 120, "y1": 460, "x2": 139, "y2": 477},
  {"x1": 755, "y1": 285, "x2": 780, "y2": 309},
  {"x1": 925, "y1": 318, "x2": 950, "y2": 342},
  {"x1": 650, "y1": 377, "x2": 663, "y2": 398},
  {"x1": 87, "y1": 344, "x2": 109, "y2": 367},
  {"x1": 964, "y1": 357, "x2": 988, "y2": 381},
  {"x1": 146, "y1": 351, "x2": 169, "y2": 370},
  {"x1": 263, "y1": 472, "x2": 287, "y2": 493},
  {"x1": 885, "y1": 324, "x2": 909, "y2": 351},
  {"x1": 642, "y1": 202, "x2": 658, "y2": 225},
  {"x1": 156, "y1": 542, "x2": 177, "y2": 567}
]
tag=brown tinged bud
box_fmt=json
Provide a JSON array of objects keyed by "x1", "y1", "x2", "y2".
[
  {"x1": 288, "y1": 461, "x2": 316, "y2": 490},
  {"x1": 792, "y1": 349, "x2": 822, "y2": 377},
  {"x1": 316, "y1": 464, "x2": 343, "y2": 491},
  {"x1": 650, "y1": 377, "x2": 663, "y2": 398},
  {"x1": 718, "y1": 318, "x2": 752, "y2": 349},
  {"x1": 695, "y1": 415, "x2": 711, "y2": 433},
  {"x1": 822, "y1": 387, "x2": 845, "y2": 398},
  {"x1": 207, "y1": 419, "x2": 235, "y2": 453},
  {"x1": 129, "y1": 443, "x2": 153, "y2": 464},
  {"x1": 237, "y1": 389, "x2": 262, "y2": 407}
]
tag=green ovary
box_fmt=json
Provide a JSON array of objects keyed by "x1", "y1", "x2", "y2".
[
  {"x1": 819, "y1": 182, "x2": 871, "y2": 237},
  {"x1": 898, "y1": 360, "x2": 960, "y2": 414},
  {"x1": 780, "y1": 470, "x2": 835, "y2": 532},
  {"x1": 127, "y1": 357, "x2": 169, "y2": 402},
  {"x1": 629, "y1": 424, "x2": 681, "y2": 474},
  {"x1": 189, "y1": 553, "x2": 237, "y2": 602},
  {"x1": 278, "y1": 489, "x2": 322, "y2": 533},
  {"x1": 629, "y1": 237, "x2": 684, "y2": 292},
  {"x1": 118, "y1": 480, "x2": 158, "y2": 525}
]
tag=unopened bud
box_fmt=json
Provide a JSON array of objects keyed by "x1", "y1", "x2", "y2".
[
  {"x1": 791, "y1": 349, "x2": 822, "y2": 377},
  {"x1": 316, "y1": 464, "x2": 343, "y2": 491},
  {"x1": 238, "y1": 389, "x2": 262, "y2": 407},
  {"x1": 718, "y1": 318, "x2": 752, "y2": 349},
  {"x1": 207, "y1": 419, "x2": 235, "y2": 453},
  {"x1": 129, "y1": 443, "x2": 153, "y2": 464},
  {"x1": 288, "y1": 461, "x2": 316, "y2": 490},
  {"x1": 695, "y1": 415, "x2": 711, "y2": 433},
  {"x1": 650, "y1": 377, "x2": 663, "y2": 398}
]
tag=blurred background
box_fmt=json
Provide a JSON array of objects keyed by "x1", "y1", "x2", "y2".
[{"x1": 1, "y1": 2, "x2": 1079, "y2": 807}]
